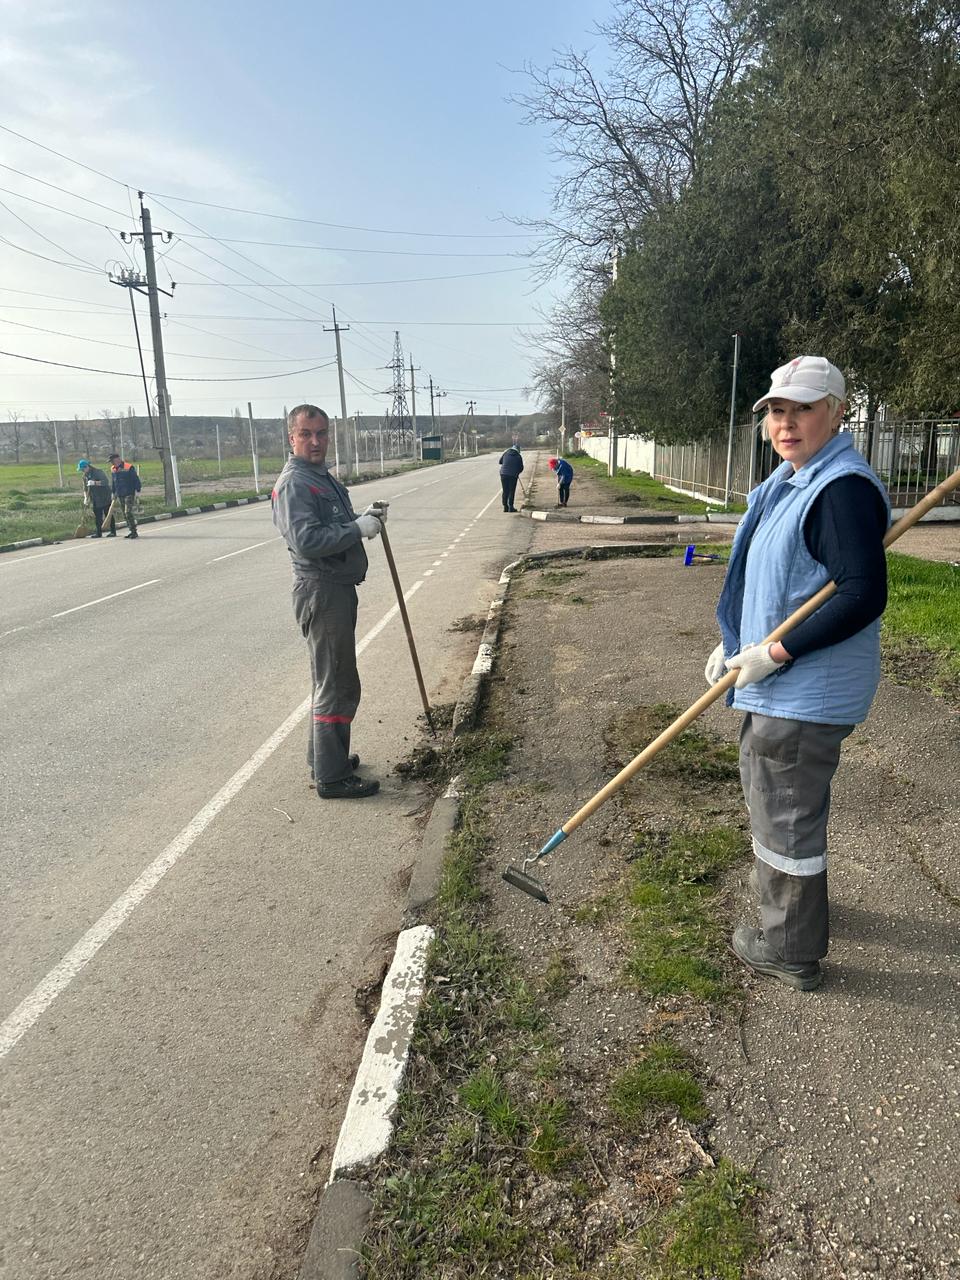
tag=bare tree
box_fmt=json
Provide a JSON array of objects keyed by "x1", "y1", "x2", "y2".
[
  {"x1": 513, "y1": 0, "x2": 754, "y2": 278},
  {"x1": 7, "y1": 411, "x2": 23, "y2": 463}
]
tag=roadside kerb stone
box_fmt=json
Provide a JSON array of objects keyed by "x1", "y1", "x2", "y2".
[
  {"x1": 405, "y1": 776, "x2": 461, "y2": 917},
  {"x1": 0, "y1": 536, "x2": 43, "y2": 553},
  {"x1": 298, "y1": 1179, "x2": 372, "y2": 1280}
]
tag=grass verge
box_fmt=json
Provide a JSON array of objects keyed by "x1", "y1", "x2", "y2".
[
  {"x1": 363, "y1": 712, "x2": 759, "y2": 1277},
  {"x1": 568, "y1": 455, "x2": 712, "y2": 513},
  {"x1": 882, "y1": 551, "x2": 960, "y2": 702}
]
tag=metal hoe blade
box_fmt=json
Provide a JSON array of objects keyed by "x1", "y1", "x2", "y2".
[{"x1": 501, "y1": 865, "x2": 549, "y2": 903}]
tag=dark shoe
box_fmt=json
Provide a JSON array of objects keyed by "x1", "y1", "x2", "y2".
[
  {"x1": 731, "y1": 926, "x2": 822, "y2": 991},
  {"x1": 508, "y1": 506, "x2": 518, "y2": 512},
  {"x1": 318, "y1": 774, "x2": 380, "y2": 799},
  {"x1": 125, "y1": 531, "x2": 139, "y2": 539},
  {"x1": 106, "y1": 531, "x2": 117, "y2": 537}
]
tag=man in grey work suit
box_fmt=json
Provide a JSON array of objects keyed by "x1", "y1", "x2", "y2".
[{"x1": 272, "y1": 404, "x2": 387, "y2": 799}]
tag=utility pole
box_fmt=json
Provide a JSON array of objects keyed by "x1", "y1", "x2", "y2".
[
  {"x1": 215, "y1": 422, "x2": 222, "y2": 473},
  {"x1": 108, "y1": 267, "x2": 160, "y2": 474},
  {"x1": 463, "y1": 399, "x2": 477, "y2": 455},
  {"x1": 325, "y1": 306, "x2": 352, "y2": 472},
  {"x1": 409, "y1": 356, "x2": 419, "y2": 447},
  {"x1": 281, "y1": 404, "x2": 289, "y2": 459},
  {"x1": 723, "y1": 332, "x2": 742, "y2": 509},
  {"x1": 117, "y1": 197, "x2": 181, "y2": 506},
  {"x1": 608, "y1": 245, "x2": 620, "y2": 478},
  {"x1": 560, "y1": 383, "x2": 566, "y2": 457},
  {"x1": 247, "y1": 402, "x2": 261, "y2": 494}
]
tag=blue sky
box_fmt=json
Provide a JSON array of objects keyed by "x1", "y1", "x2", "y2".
[{"x1": 0, "y1": 0, "x2": 611, "y2": 423}]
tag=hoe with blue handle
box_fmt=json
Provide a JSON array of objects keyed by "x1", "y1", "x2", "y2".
[{"x1": 503, "y1": 466, "x2": 960, "y2": 902}]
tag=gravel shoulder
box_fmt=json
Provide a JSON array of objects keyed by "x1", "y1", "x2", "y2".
[{"x1": 474, "y1": 452, "x2": 960, "y2": 1277}]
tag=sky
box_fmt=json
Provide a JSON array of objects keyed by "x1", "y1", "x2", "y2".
[{"x1": 0, "y1": 0, "x2": 612, "y2": 424}]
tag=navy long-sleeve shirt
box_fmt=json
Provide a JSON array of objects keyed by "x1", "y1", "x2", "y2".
[{"x1": 784, "y1": 475, "x2": 888, "y2": 659}]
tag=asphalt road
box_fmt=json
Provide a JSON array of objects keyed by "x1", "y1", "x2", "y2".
[{"x1": 0, "y1": 455, "x2": 532, "y2": 1280}]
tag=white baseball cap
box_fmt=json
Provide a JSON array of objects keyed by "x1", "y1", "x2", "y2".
[{"x1": 752, "y1": 356, "x2": 846, "y2": 413}]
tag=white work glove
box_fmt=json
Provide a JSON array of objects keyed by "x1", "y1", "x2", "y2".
[
  {"x1": 355, "y1": 513, "x2": 383, "y2": 540},
  {"x1": 361, "y1": 501, "x2": 389, "y2": 525},
  {"x1": 725, "y1": 643, "x2": 785, "y2": 689},
  {"x1": 704, "y1": 642, "x2": 726, "y2": 686}
]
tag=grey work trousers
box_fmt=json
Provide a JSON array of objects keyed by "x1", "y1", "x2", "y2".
[
  {"x1": 739, "y1": 712, "x2": 854, "y2": 963},
  {"x1": 293, "y1": 578, "x2": 361, "y2": 786}
]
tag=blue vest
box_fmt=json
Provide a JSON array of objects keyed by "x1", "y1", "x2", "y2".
[{"x1": 716, "y1": 434, "x2": 890, "y2": 725}]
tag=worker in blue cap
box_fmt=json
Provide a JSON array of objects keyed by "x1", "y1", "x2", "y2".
[{"x1": 77, "y1": 459, "x2": 115, "y2": 537}]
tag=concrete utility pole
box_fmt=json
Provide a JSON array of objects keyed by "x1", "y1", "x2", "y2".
[
  {"x1": 119, "y1": 196, "x2": 181, "y2": 506},
  {"x1": 409, "y1": 356, "x2": 419, "y2": 442},
  {"x1": 608, "y1": 244, "x2": 620, "y2": 479},
  {"x1": 463, "y1": 400, "x2": 476, "y2": 456},
  {"x1": 560, "y1": 384, "x2": 566, "y2": 456},
  {"x1": 325, "y1": 307, "x2": 352, "y2": 472},
  {"x1": 247, "y1": 402, "x2": 261, "y2": 494},
  {"x1": 215, "y1": 422, "x2": 222, "y2": 473},
  {"x1": 723, "y1": 332, "x2": 742, "y2": 509}
]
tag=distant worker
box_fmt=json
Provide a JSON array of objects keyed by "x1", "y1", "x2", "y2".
[
  {"x1": 272, "y1": 404, "x2": 387, "y2": 799},
  {"x1": 77, "y1": 459, "x2": 114, "y2": 537},
  {"x1": 548, "y1": 456, "x2": 573, "y2": 507},
  {"x1": 498, "y1": 443, "x2": 524, "y2": 512},
  {"x1": 108, "y1": 452, "x2": 142, "y2": 539}
]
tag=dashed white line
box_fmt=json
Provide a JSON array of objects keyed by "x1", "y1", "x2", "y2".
[
  {"x1": 0, "y1": 544, "x2": 87, "y2": 567},
  {"x1": 208, "y1": 538, "x2": 280, "y2": 564},
  {"x1": 0, "y1": 579, "x2": 424, "y2": 1061},
  {"x1": 51, "y1": 579, "x2": 162, "y2": 618}
]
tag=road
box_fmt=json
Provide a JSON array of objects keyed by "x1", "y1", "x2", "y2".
[{"x1": 0, "y1": 455, "x2": 532, "y2": 1280}]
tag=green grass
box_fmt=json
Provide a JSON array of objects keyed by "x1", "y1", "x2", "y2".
[
  {"x1": 569, "y1": 455, "x2": 713, "y2": 513},
  {"x1": 607, "y1": 703, "x2": 741, "y2": 787},
  {"x1": 883, "y1": 551, "x2": 960, "y2": 697},
  {"x1": 625, "y1": 825, "x2": 748, "y2": 1000},
  {"x1": 624, "y1": 1159, "x2": 761, "y2": 1280},
  {"x1": 0, "y1": 456, "x2": 281, "y2": 545},
  {"x1": 609, "y1": 1042, "x2": 707, "y2": 1126}
]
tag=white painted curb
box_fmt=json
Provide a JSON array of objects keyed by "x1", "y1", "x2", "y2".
[{"x1": 328, "y1": 924, "x2": 435, "y2": 1181}]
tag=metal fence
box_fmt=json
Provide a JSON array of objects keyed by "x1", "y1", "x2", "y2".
[{"x1": 652, "y1": 419, "x2": 960, "y2": 510}]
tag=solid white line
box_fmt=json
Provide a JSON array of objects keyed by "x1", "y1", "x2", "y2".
[
  {"x1": 50, "y1": 579, "x2": 162, "y2": 618},
  {"x1": 0, "y1": 544, "x2": 87, "y2": 567},
  {"x1": 208, "y1": 537, "x2": 280, "y2": 564},
  {"x1": 0, "y1": 581, "x2": 424, "y2": 1061}
]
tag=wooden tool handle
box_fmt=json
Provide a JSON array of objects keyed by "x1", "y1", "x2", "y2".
[{"x1": 561, "y1": 465, "x2": 960, "y2": 837}]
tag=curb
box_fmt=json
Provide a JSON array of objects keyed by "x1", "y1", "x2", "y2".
[
  {"x1": 0, "y1": 493, "x2": 273, "y2": 555},
  {"x1": 298, "y1": 541, "x2": 687, "y2": 1277},
  {"x1": 527, "y1": 508, "x2": 738, "y2": 525}
]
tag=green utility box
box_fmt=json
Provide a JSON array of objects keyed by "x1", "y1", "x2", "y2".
[{"x1": 421, "y1": 435, "x2": 443, "y2": 461}]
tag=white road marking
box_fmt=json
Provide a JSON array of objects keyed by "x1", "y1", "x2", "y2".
[
  {"x1": 208, "y1": 538, "x2": 280, "y2": 564},
  {"x1": 50, "y1": 579, "x2": 162, "y2": 618},
  {"x1": 0, "y1": 544, "x2": 87, "y2": 567},
  {"x1": 0, "y1": 580, "x2": 423, "y2": 1061},
  {"x1": 1, "y1": 626, "x2": 26, "y2": 639}
]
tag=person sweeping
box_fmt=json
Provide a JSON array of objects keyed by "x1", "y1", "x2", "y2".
[
  {"x1": 548, "y1": 456, "x2": 573, "y2": 507},
  {"x1": 705, "y1": 356, "x2": 889, "y2": 991}
]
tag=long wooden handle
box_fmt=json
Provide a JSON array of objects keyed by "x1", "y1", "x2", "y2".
[
  {"x1": 561, "y1": 465, "x2": 960, "y2": 837},
  {"x1": 379, "y1": 524, "x2": 435, "y2": 734}
]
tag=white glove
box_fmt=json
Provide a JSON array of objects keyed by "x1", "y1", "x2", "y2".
[
  {"x1": 361, "y1": 501, "x2": 389, "y2": 525},
  {"x1": 704, "y1": 642, "x2": 726, "y2": 686},
  {"x1": 355, "y1": 513, "x2": 383, "y2": 540},
  {"x1": 725, "y1": 643, "x2": 785, "y2": 689}
]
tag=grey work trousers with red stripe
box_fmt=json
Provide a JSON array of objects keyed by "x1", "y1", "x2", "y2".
[{"x1": 293, "y1": 578, "x2": 361, "y2": 785}]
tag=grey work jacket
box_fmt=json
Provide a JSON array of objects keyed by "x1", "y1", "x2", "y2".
[{"x1": 271, "y1": 456, "x2": 368, "y2": 585}]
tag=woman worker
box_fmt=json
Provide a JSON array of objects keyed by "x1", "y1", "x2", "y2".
[{"x1": 705, "y1": 356, "x2": 890, "y2": 991}]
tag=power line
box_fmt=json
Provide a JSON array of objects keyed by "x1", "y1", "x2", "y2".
[
  {"x1": 0, "y1": 231, "x2": 102, "y2": 274},
  {"x1": 172, "y1": 235, "x2": 519, "y2": 258},
  {"x1": 0, "y1": 347, "x2": 338, "y2": 382},
  {"x1": 0, "y1": 124, "x2": 131, "y2": 190},
  {"x1": 0, "y1": 183, "x2": 127, "y2": 230},
  {"x1": 0, "y1": 163, "x2": 132, "y2": 218},
  {"x1": 0, "y1": 315, "x2": 328, "y2": 362},
  {"x1": 145, "y1": 190, "x2": 534, "y2": 239},
  {"x1": 171, "y1": 265, "x2": 530, "y2": 287}
]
